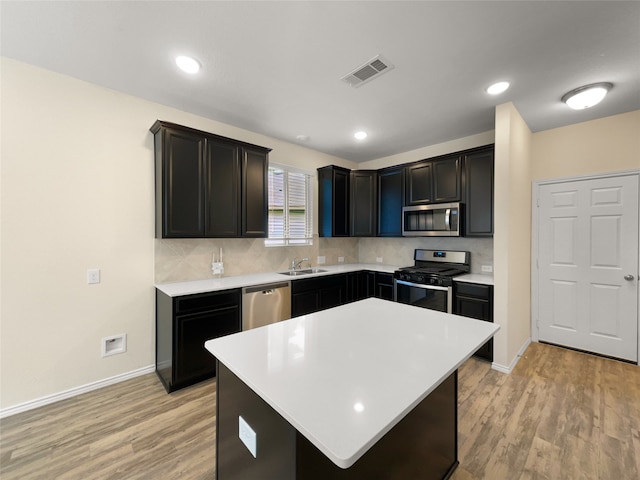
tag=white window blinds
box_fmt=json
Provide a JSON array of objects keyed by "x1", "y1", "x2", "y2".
[{"x1": 266, "y1": 165, "x2": 313, "y2": 246}]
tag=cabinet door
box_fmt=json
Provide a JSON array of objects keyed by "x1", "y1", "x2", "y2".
[
  {"x1": 377, "y1": 166, "x2": 404, "y2": 236},
  {"x1": 175, "y1": 305, "x2": 240, "y2": 386},
  {"x1": 159, "y1": 128, "x2": 206, "y2": 237},
  {"x1": 405, "y1": 161, "x2": 433, "y2": 205},
  {"x1": 347, "y1": 271, "x2": 375, "y2": 302},
  {"x1": 432, "y1": 155, "x2": 461, "y2": 203},
  {"x1": 351, "y1": 171, "x2": 377, "y2": 237},
  {"x1": 318, "y1": 166, "x2": 350, "y2": 237},
  {"x1": 320, "y1": 285, "x2": 345, "y2": 310},
  {"x1": 455, "y1": 296, "x2": 490, "y2": 321},
  {"x1": 375, "y1": 272, "x2": 395, "y2": 301},
  {"x1": 292, "y1": 291, "x2": 321, "y2": 317},
  {"x1": 464, "y1": 148, "x2": 494, "y2": 237},
  {"x1": 206, "y1": 139, "x2": 240, "y2": 237},
  {"x1": 242, "y1": 147, "x2": 268, "y2": 237},
  {"x1": 454, "y1": 283, "x2": 493, "y2": 362}
]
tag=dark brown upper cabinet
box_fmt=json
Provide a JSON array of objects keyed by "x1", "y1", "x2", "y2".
[
  {"x1": 405, "y1": 154, "x2": 461, "y2": 205},
  {"x1": 151, "y1": 120, "x2": 270, "y2": 239},
  {"x1": 377, "y1": 166, "x2": 405, "y2": 237},
  {"x1": 463, "y1": 146, "x2": 494, "y2": 237},
  {"x1": 318, "y1": 165, "x2": 350, "y2": 237},
  {"x1": 350, "y1": 170, "x2": 377, "y2": 237}
]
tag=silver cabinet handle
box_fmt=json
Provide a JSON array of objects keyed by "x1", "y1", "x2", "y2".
[{"x1": 624, "y1": 275, "x2": 635, "y2": 281}]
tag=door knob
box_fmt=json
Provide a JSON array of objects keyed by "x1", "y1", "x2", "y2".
[{"x1": 624, "y1": 274, "x2": 635, "y2": 281}]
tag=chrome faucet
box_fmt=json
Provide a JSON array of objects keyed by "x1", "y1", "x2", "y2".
[{"x1": 290, "y1": 257, "x2": 310, "y2": 270}]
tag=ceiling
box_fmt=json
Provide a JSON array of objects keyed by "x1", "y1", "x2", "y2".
[{"x1": 2, "y1": 1, "x2": 639, "y2": 163}]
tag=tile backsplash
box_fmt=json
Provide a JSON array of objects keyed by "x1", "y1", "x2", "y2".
[
  {"x1": 155, "y1": 236, "x2": 358, "y2": 284},
  {"x1": 155, "y1": 236, "x2": 493, "y2": 284}
]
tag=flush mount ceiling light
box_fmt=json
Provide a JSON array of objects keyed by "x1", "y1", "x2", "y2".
[
  {"x1": 175, "y1": 55, "x2": 201, "y2": 74},
  {"x1": 354, "y1": 131, "x2": 368, "y2": 140},
  {"x1": 561, "y1": 82, "x2": 613, "y2": 110},
  {"x1": 486, "y1": 81, "x2": 510, "y2": 95}
]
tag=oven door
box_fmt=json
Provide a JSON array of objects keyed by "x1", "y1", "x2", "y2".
[{"x1": 394, "y1": 279, "x2": 452, "y2": 313}]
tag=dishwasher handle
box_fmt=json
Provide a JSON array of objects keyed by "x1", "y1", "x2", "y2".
[{"x1": 242, "y1": 282, "x2": 290, "y2": 295}]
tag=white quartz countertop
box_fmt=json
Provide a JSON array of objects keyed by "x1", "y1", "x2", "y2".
[
  {"x1": 205, "y1": 298, "x2": 499, "y2": 468},
  {"x1": 155, "y1": 263, "x2": 399, "y2": 297},
  {"x1": 454, "y1": 273, "x2": 494, "y2": 285}
]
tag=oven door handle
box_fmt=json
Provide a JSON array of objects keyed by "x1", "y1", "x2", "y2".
[{"x1": 394, "y1": 279, "x2": 450, "y2": 291}]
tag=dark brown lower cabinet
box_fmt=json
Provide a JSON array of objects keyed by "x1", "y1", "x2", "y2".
[
  {"x1": 156, "y1": 288, "x2": 241, "y2": 392},
  {"x1": 291, "y1": 274, "x2": 348, "y2": 317},
  {"x1": 453, "y1": 282, "x2": 493, "y2": 361},
  {"x1": 346, "y1": 271, "x2": 375, "y2": 302},
  {"x1": 374, "y1": 272, "x2": 394, "y2": 301}
]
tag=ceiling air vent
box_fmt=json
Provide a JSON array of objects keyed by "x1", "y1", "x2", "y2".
[{"x1": 341, "y1": 55, "x2": 394, "y2": 88}]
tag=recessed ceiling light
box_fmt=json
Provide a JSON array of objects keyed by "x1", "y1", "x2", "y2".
[
  {"x1": 175, "y1": 55, "x2": 200, "y2": 74},
  {"x1": 486, "y1": 81, "x2": 510, "y2": 95},
  {"x1": 296, "y1": 135, "x2": 310, "y2": 142},
  {"x1": 354, "y1": 131, "x2": 368, "y2": 140},
  {"x1": 561, "y1": 82, "x2": 613, "y2": 110}
]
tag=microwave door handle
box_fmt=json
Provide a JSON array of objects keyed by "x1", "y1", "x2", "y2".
[{"x1": 445, "y1": 208, "x2": 451, "y2": 230}]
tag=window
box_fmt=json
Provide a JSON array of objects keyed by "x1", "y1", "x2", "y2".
[{"x1": 265, "y1": 164, "x2": 313, "y2": 246}]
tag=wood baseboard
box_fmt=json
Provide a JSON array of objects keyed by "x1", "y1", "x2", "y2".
[
  {"x1": 0, "y1": 364, "x2": 155, "y2": 419},
  {"x1": 491, "y1": 337, "x2": 531, "y2": 374}
]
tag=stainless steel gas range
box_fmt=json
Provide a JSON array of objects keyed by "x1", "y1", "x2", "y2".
[{"x1": 393, "y1": 249, "x2": 470, "y2": 314}]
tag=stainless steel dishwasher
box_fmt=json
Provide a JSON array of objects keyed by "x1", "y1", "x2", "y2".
[{"x1": 242, "y1": 281, "x2": 291, "y2": 330}]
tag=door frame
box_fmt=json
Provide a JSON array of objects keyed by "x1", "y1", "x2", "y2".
[{"x1": 531, "y1": 169, "x2": 640, "y2": 365}]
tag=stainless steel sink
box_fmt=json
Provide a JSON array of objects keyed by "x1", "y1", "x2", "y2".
[{"x1": 279, "y1": 268, "x2": 327, "y2": 276}]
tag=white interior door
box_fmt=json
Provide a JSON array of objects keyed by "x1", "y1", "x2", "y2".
[{"x1": 536, "y1": 174, "x2": 639, "y2": 362}]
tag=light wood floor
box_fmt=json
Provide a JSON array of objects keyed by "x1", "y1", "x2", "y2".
[{"x1": 1, "y1": 342, "x2": 639, "y2": 479}]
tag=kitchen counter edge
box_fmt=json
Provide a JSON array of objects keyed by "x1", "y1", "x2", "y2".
[
  {"x1": 155, "y1": 263, "x2": 399, "y2": 297},
  {"x1": 453, "y1": 273, "x2": 494, "y2": 286}
]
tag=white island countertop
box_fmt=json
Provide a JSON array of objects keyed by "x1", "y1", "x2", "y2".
[{"x1": 205, "y1": 298, "x2": 499, "y2": 469}]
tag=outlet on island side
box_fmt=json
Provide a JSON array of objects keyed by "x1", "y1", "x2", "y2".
[{"x1": 239, "y1": 416, "x2": 257, "y2": 458}]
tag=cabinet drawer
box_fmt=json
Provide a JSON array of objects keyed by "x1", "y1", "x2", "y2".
[
  {"x1": 175, "y1": 289, "x2": 240, "y2": 314},
  {"x1": 292, "y1": 274, "x2": 346, "y2": 294},
  {"x1": 455, "y1": 282, "x2": 491, "y2": 299}
]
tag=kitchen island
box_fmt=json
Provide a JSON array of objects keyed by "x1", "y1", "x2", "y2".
[{"x1": 205, "y1": 298, "x2": 499, "y2": 480}]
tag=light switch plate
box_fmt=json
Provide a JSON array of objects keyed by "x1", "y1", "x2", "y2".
[
  {"x1": 317, "y1": 256, "x2": 326, "y2": 264},
  {"x1": 87, "y1": 268, "x2": 100, "y2": 284},
  {"x1": 376, "y1": 257, "x2": 383, "y2": 263},
  {"x1": 338, "y1": 256, "x2": 344, "y2": 263},
  {"x1": 238, "y1": 416, "x2": 257, "y2": 458},
  {"x1": 481, "y1": 265, "x2": 493, "y2": 273}
]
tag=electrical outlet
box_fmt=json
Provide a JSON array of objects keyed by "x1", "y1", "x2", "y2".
[
  {"x1": 102, "y1": 334, "x2": 126, "y2": 357},
  {"x1": 87, "y1": 268, "x2": 101, "y2": 284},
  {"x1": 338, "y1": 256, "x2": 344, "y2": 263},
  {"x1": 238, "y1": 416, "x2": 257, "y2": 458},
  {"x1": 317, "y1": 256, "x2": 326, "y2": 264},
  {"x1": 376, "y1": 257, "x2": 383, "y2": 263},
  {"x1": 481, "y1": 265, "x2": 493, "y2": 273},
  {"x1": 211, "y1": 262, "x2": 224, "y2": 275}
]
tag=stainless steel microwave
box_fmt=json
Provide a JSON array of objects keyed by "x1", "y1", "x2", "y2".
[{"x1": 402, "y1": 202, "x2": 462, "y2": 237}]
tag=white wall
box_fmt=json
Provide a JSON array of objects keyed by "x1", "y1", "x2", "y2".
[
  {"x1": 0, "y1": 57, "x2": 353, "y2": 411},
  {"x1": 359, "y1": 131, "x2": 495, "y2": 171},
  {"x1": 532, "y1": 110, "x2": 640, "y2": 180},
  {"x1": 493, "y1": 103, "x2": 533, "y2": 369}
]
